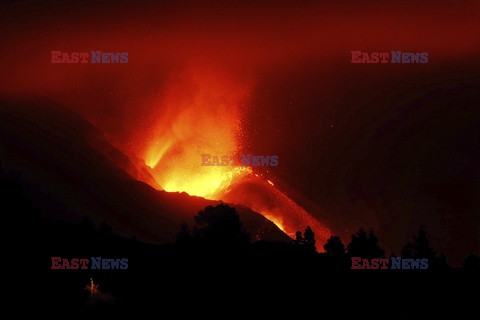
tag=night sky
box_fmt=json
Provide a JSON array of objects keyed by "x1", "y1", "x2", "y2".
[{"x1": 1, "y1": 0, "x2": 479, "y2": 264}]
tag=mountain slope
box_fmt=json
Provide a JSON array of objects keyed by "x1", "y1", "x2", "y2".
[{"x1": 0, "y1": 98, "x2": 290, "y2": 243}]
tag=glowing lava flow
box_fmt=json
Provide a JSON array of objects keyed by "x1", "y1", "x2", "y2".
[
  {"x1": 143, "y1": 70, "x2": 330, "y2": 246},
  {"x1": 144, "y1": 71, "x2": 251, "y2": 199}
]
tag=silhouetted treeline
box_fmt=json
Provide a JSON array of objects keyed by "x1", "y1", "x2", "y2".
[
  {"x1": 171, "y1": 203, "x2": 471, "y2": 271},
  {"x1": 3, "y1": 177, "x2": 478, "y2": 311}
]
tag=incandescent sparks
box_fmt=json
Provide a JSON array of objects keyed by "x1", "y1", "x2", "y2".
[{"x1": 142, "y1": 70, "x2": 330, "y2": 247}]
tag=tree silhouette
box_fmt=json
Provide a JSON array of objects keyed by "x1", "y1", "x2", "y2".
[
  {"x1": 293, "y1": 226, "x2": 316, "y2": 252},
  {"x1": 347, "y1": 228, "x2": 384, "y2": 258},
  {"x1": 323, "y1": 236, "x2": 346, "y2": 256},
  {"x1": 294, "y1": 231, "x2": 303, "y2": 246},
  {"x1": 303, "y1": 226, "x2": 316, "y2": 251},
  {"x1": 401, "y1": 228, "x2": 436, "y2": 260},
  {"x1": 401, "y1": 228, "x2": 451, "y2": 270},
  {"x1": 193, "y1": 204, "x2": 250, "y2": 247}
]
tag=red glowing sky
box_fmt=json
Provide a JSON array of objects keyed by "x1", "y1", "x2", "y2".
[
  {"x1": 1, "y1": 1, "x2": 478, "y2": 153},
  {"x1": 1, "y1": 0, "x2": 479, "y2": 263}
]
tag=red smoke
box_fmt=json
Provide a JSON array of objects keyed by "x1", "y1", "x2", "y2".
[
  {"x1": 1, "y1": 0, "x2": 479, "y2": 258},
  {"x1": 2, "y1": 0, "x2": 478, "y2": 170}
]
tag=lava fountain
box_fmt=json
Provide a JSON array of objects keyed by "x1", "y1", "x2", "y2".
[{"x1": 143, "y1": 69, "x2": 330, "y2": 247}]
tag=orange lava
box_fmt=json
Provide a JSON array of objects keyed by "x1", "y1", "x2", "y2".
[
  {"x1": 144, "y1": 69, "x2": 251, "y2": 199},
  {"x1": 143, "y1": 69, "x2": 330, "y2": 248}
]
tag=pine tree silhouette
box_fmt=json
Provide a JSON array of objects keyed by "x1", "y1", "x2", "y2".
[
  {"x1": 294, "y1": 231, "x2": 303, "y2": 246},
  {"x1": 293, "y1": 226, "x2": 316, "y2": 252},
  {"x1": 401, "y1": 228, "x2": 435, "y2": 260},
  {"x1": 324, "y1": 236, "x2": 346, "y2": 256},
  {"x1": 193, "y1": 204, "x2": 250, "y2": 247},
  {"x1": 347, "y1": 228, "x2": 385, "y2": 258},
  {"x1": 303, "y1": 226, "x2": 316, "y2": 251},
  {"x1": 401, "y1": 228, "x2": 450, "y2": 270}
]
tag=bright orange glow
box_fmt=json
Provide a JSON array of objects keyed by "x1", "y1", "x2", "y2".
[
  {"x1": 144, "y1": 69, "x2": 252, "y2": 199},
  {"x1": 220, "y1": 176, "x2": 331, "y2": 243},
  {"x1": 264, "y1": 213, "x2": 287, "y2": 234},
  {"x1": 143, "y1": 69, "x2": 330, "y2": 247},
  {"x1": 163, "y1": 165, "x2": 250, "y2": 199},
  {"x1": 145, "y1": 139, "x2": 173, "y2": 169}
]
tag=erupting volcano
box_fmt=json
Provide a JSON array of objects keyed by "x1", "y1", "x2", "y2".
[
  {"x1": 144, "y1": 70, "x2": 251, "y2": 199},
  {"x1": 141, "y1": 69, "x2": 330, "y2": 245},
  {"x1": 1, "y1": 0, "x2": 478, "y2": 287}
]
